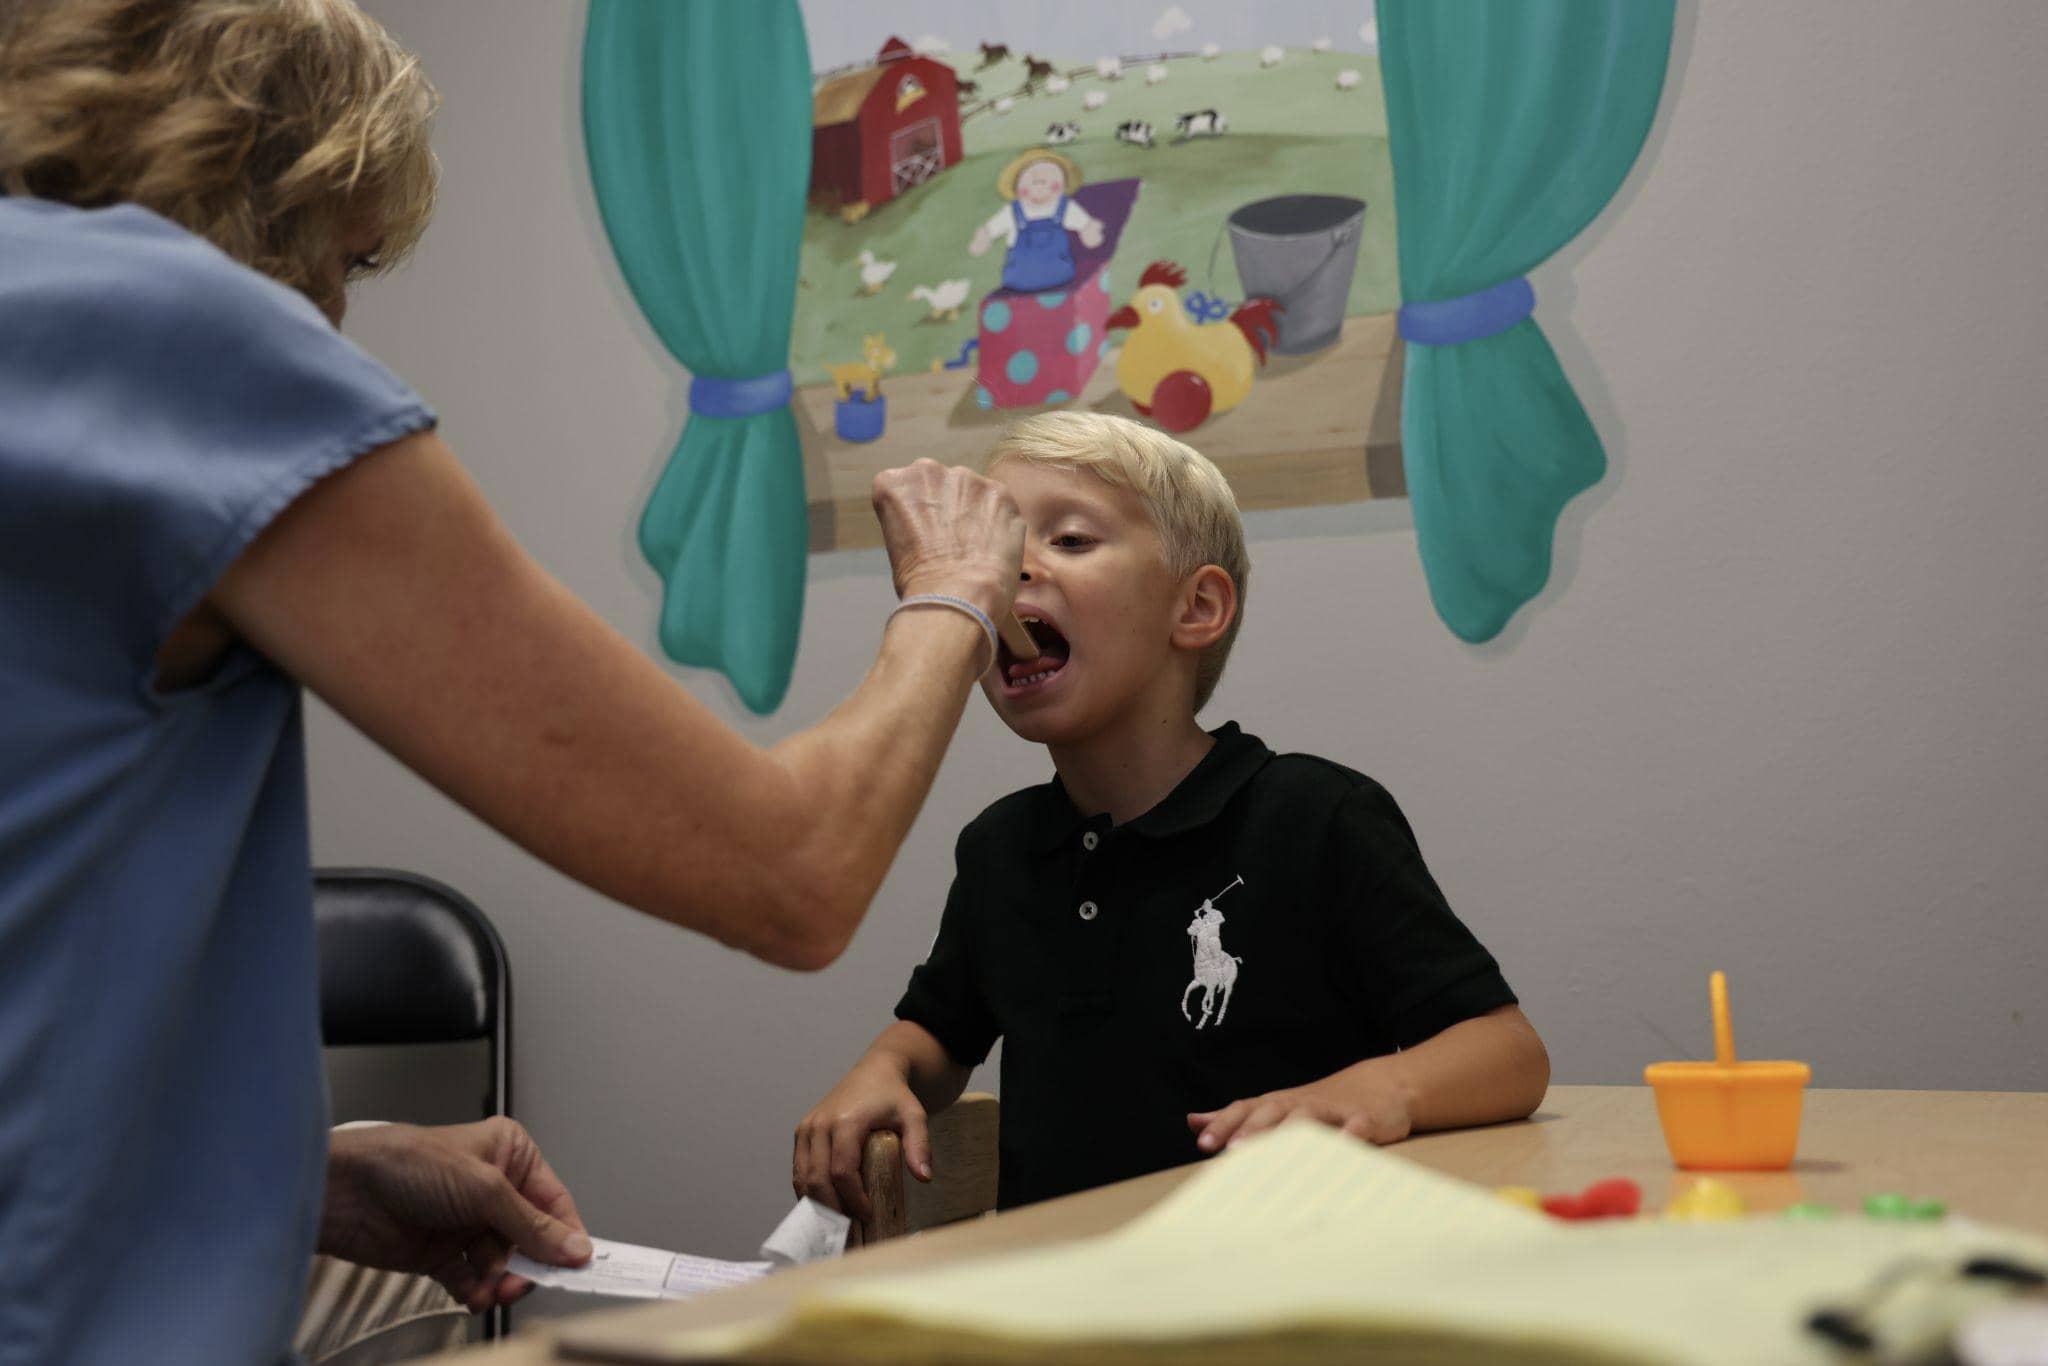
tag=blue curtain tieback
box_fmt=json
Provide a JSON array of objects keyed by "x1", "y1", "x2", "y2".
[
  {"x1": 1397, "y1": 277, "x2": 1535, "y2": 345},
  {"x1": 689, "y1": 369, "x2": 793, "y2": 417}
]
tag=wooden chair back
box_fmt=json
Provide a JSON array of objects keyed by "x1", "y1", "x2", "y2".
[{"x1": 855, "y1": 1092, "x2": 999, "y2": 1246}]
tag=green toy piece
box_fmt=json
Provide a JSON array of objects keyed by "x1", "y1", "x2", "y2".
[{"x1": 1860, "y1": 1191, "x2": 1948, "y2": 1220}]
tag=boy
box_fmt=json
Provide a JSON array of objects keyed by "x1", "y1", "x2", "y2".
[{"x1": 794, "y1": 413, "x2": 1548, "y2": 1217}]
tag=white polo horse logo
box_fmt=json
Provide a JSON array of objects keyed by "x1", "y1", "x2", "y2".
[{"x1": 1181, "y1": 876, "x2": 1245, "y2": 1029}]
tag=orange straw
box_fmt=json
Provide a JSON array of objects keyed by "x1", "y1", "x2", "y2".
[{"x1": 1709, "y1": 970, "x2": 1737, "y2": 1066}]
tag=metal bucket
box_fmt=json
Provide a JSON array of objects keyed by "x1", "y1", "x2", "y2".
[{"x1": 1225, "y1": 194, "x2": 1366, "y2": 355}]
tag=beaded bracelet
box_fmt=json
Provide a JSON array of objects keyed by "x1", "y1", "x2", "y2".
[{"x1": 890, "y1": 594, "x2": 999, "y2": 677}]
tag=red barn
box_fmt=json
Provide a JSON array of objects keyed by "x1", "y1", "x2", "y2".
[{"x1": 811, "y1": 37, "x2": 961, "y2": 213}]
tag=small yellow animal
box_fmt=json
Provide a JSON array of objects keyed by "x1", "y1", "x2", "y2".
[{"x1": 824, "y1": 332, "x2": 897, "y2": 400}]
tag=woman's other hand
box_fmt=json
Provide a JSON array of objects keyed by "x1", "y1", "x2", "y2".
[
  {"x1": 320, "y1": 1119, "x2": 590, "y2": 1313},
  {"x1": 871, "y1": 459, "x2": 1025, "y2": 623}
]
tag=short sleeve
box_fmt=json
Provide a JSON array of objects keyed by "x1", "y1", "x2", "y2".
[
  {"x1": 0, "y1": 201, "x2": 435, "y2": 690},
  {"x1": 1061, "y1": 200, "x2": 1099, "y2": 231},
  {"x1": 983, "y1": 207, "x2": 1016, "y2": 242},
  {"x1": 894, "y1": 833, "x2": 1000, "y2": 1068},
  {"x1": 1324, "y1": 781, "x2": 1516, "y2": 1048}
]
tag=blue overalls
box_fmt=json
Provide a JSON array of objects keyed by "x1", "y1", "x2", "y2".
[{"x1": 1002, "y1": 195, "x2": 1076, "y2": 292}]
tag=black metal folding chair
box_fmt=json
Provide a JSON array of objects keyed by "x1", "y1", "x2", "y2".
[{"x1": 314, "y1": 867, "x2": 512, "y2": 1343}]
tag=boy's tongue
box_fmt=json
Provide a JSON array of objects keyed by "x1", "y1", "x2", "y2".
[{"x1": 1006, "y1": 620, "x2": 1070, "y2": 682}]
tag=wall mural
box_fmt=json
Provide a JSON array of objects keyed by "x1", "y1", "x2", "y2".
[
  {"x1": 791, "y1": 23, "x2": 1403, "y2": 557},
  {"x1": 583, "y1": 1, "x2": 1674, "y2": 712}
]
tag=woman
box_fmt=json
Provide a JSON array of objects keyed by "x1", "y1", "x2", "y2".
[{"x1": 0, "y1": 1, "x2": 1023, "y2": 1361}]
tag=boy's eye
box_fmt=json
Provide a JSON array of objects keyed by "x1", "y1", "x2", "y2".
[
  {"x1": 349, "y1": 254, "x2": 382, "y2": 275},
  {"x1": 1051, "y1": 533, "x2": 1095, "y2": 549}
]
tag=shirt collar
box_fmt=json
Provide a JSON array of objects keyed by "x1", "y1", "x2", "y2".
[{"x1": 1028, "y1": 722, "x2": 1274, "y2": 851}]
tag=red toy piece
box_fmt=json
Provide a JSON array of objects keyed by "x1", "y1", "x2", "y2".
[
  {"x1": 1149, "y1": 370, "x2": 1213, "y2": 432},
  {"x1": 1539, "y1": 1177, "x2": 1643, "y2": 1221},
  {"x1": 1581, "y1": 1178, "x2": 1643, "y2": 1217}
]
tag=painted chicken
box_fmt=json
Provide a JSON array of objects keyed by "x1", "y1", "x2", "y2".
[{"x1": 1105, "y1": 261, "x2": 1282, "y2": 432}]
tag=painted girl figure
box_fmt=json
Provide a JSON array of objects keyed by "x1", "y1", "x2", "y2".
[{"x1": 970, "y1": 147, "x2": 1105, "y2": 293}]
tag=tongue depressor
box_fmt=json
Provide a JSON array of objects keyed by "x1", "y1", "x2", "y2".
[{"x1": 997, "y1": 612, "x2": 1039, "y2": 660}]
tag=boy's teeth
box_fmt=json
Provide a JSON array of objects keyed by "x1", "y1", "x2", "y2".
[{"x1": 1006, "y1": 657, "x2": 1056, "y2": 681}]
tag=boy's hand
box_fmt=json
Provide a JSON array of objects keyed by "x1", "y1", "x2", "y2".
[
  {"x1": 1187, "y1": 1070, "x2": 1414, "y2": 1154},
  {"x1": 793, "y1": 1056, "x2": 932, "y2": 1222}
]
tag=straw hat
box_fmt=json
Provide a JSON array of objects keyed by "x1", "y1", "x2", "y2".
[{"x1": 996, "y1": 147, "x2": 1083, "y2": 199}]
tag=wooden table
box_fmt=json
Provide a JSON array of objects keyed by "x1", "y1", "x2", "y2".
[{"x1": 429, "y1": 1086, "x2": 2048, "y2": 1363}]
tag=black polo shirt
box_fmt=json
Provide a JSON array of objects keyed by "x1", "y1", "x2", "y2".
[{"x1": 896, "y1": 722, "x2": 1516, "y2": 1210}]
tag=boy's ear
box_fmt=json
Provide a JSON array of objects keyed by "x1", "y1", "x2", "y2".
[{"x1": 1170, "y1": 565, "x2": 1237, "y2": 653}]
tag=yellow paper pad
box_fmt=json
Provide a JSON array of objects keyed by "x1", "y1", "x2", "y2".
[{"x1": 646, "y1": 1123, "x2": 2047, "y2": 1364}]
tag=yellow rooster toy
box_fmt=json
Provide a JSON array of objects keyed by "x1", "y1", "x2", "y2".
[{"x1": 1105, "y1": 261, "x2": 1282, "y2": 432}]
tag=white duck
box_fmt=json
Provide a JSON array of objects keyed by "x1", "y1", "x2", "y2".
[
  {"x1": 857, "y1": 248, "x2": 897, "y2": 295},
  {"x1": 910, "y1": 279, "x2": 971, "y2": 323}
]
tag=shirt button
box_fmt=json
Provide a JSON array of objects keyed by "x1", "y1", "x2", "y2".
[
  {"x1": 1082, "y1": 832, "x2": 1099, "y2": 851},
  {"x1": 1078, "y1": 901, "x2": 1099, "y2": 921}
]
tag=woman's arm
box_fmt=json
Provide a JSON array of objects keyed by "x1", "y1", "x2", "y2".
[{"x1": 209, "y1": 431, "x2": 1022, "y2": 970}]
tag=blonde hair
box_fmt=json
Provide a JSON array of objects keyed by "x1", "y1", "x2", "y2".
[
  {"x1": 0, "y1": 0, "x2": 438, "y2": 320},
  {"x1": 989, "y1": 411, "x2": 1249, "y2": 712}
]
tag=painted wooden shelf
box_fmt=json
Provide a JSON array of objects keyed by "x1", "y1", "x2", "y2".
[{"x1": 797, "y1": 313, "x2": 1406, "y2": 552}]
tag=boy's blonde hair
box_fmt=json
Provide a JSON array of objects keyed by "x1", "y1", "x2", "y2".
[
  {"x1": 0, "y1": 0, "x2": 437, "y2": 320},
  {"x1": 988, "y1": 411, "x2": 1248, "y2": 712}
]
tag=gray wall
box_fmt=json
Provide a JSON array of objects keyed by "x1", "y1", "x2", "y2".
[{"x1": 326, "y1": 0, "x2": 2048, "y2": 1269}]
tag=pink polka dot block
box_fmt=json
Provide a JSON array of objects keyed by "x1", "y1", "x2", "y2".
[{"x1": 974, "y1": 263, "x2": 1115, "y2": 410}]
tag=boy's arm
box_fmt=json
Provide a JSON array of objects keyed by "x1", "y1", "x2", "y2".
[
  {"x1": 793, "y1": 1020, "x2": 972, "y2": 1221},
  {"x1": 868, "y1": 1018, "x2": 976, "y2": 1114},
  {"x1": 1189, "y1": 777, "x2": 1542, "y2": 1152},
  {"x1": 795, "y1": 832, "x2": 991, "y2": 1217},
  {"x1": 1187, "y1": 1003, "x2": 1549, "y2": 1152}
]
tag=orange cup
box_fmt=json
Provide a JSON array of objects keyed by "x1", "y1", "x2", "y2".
[{"x1": 1644, "y1": 972, "x2": 1811, "y2": 1170}]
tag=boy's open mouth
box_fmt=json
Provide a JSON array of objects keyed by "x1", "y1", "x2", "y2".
[{"x1": 1000, "y1": 614, "x2": 1071, "y2": 692}]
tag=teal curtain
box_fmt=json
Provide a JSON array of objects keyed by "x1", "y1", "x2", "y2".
[
  {"x1": 1381, "y1": 0, "x2": 1675, "y2": 643},
  {"x1": 582, "y1": 1, "x2": 812, "y2": 713}
]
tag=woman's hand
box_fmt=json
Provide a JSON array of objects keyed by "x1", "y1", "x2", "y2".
[
  {"x1": 793, "y1": 1055, "x2": 933, "y2": 1222},
  {"x1": 871, "y1": 459, "x2": 1025, "y2": 624},
  {"x1": 320, "y1": 1118, "x2": 590, "y2": 1313}
]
